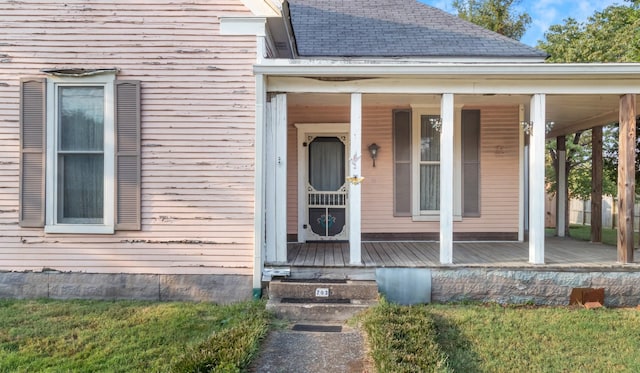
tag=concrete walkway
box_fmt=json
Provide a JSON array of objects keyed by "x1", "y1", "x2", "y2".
[{"x1": 249, "y1": 322, "x2": 374, "y2": 373}]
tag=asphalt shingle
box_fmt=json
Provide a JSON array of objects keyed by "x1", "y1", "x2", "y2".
[{"x1": 287, "y1": 0, "x2": 548, "y2": 58}]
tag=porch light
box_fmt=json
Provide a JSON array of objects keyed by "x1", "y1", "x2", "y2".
[
  {"x1": 546, "y1": 121, "x2": 555, "y2": 133},
  {"x1": 367, "y1": 143, "x2": 380, "y2": 167},
  {"x1": 520, "y1": 121, "x2": 555, "y2": 135},
  {"x1": 430, "y1": 117, "x2": 442, "y2": 132},
  {"x1": 520, "y1": 120, "x2": 533, "y2": 135}
]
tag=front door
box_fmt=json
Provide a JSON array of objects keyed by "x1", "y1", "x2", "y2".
[{"x1": 304, "y1": 134, "x2": 348, "y2": 241}]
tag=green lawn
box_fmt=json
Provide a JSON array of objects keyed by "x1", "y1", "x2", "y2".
[
  {"x1": 362, "y1": 300, "x2": 640, "y2": 373},
  {"x1": 546, "y1": 225, "x2": 638, "y2": 246},
  {"x1": 0, "y1": 299, "x2": 270, "y2": 372}
]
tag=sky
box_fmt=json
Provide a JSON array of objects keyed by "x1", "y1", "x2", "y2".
[{"x1": 418, "y1": 0, "x2": 622, "y2": 46}]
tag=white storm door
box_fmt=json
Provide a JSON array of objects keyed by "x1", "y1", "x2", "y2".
[{"x1": 304, "y1": 134, "x2": 348, "y2": 241}]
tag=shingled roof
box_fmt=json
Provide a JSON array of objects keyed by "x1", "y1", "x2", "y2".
[{"x1": 286, "y1": 0, "x2": 548, "y2": 59}]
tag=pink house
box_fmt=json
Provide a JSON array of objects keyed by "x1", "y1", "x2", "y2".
[{"x1": 1, "y1": 0, "x2": 639, "y2": 304}]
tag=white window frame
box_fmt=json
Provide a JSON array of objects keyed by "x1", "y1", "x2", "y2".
[
  {"x1": 411, "y1": 105, "x2": 462, "y2": 221},
  {"x1": 45, "y1": 73, "x2": 115, "y2": 234}
]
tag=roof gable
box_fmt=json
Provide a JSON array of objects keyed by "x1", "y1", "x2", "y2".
[{"x1": 287, "y1": 0, "x2": 547, "y2": 59}]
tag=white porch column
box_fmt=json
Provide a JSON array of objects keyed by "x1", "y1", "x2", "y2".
[
  {"x1": 529, "y1": 94, "x2": 546, "y2": 264},
  {"x1": 557, "y1": 137, "x2": 567, "y2": 237},
  {"x1": 440, "y1": 93, "x2": 454, "y2": 264},
  {"x1": 274, "y1": 94, "x2": 288, "y2": 262},
  {"x1": 349, "y1": 93, "x2": 362, "y2": 265},
  {"x1": 518, "y1": 104, "x2": 525, "y2": 241},
  {"x1": 264, "y1": 93, "x2": 287, "y2": 263}
]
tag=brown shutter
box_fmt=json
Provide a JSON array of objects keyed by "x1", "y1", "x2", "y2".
[
  {"x1": 114, "y1": 80, "x2": 141, "y2": 230},
  {"x1": 393, "y1": 109, "x2": 412, "y2": 216},
  {"x1": 19, "y1": 78, "x2": 46, "y2": 227},
  {"x1": 462, "y1": 109, "x2": 481, "y2": 217}
]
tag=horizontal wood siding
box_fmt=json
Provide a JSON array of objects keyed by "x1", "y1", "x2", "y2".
[
  {"x1": 0, "y1": 1, "x2": 256, "y2": 274},
  {"x1": 457, "y1": 106, "x2": 520, "y2": 232},
  {"x1": 287, "y1": 104, "x2": 520, "y2": 236}
]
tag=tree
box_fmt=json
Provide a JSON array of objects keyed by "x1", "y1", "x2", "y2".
[
  {"x1": 538, "y1": 1, "x2": 640, "y2": 62},
  {"x1": 452, "y1": 0, "x2": 531, "y2": 40},
  {"x1": 538, "y1": 0, "x2": 640, "y2": 234}
]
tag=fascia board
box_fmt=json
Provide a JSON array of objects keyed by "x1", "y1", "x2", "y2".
[
  {"x1": 255, "y1": 61, "x2": 640, "y2": 79},
  {"x1": 220, "y1": 17, "x2": 267, "y2": 36},
  {"x1": 239, "y1": 0, "x2": 281, "y2": 17}
]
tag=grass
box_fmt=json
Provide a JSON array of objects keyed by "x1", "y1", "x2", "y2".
[
  {"x1": 546, "y1": 225, "x2": 639, "y2": 246},
  {"x1": 361, "y1": 299, "x2": 450, "y2": 373},
  {"x1": 0, "y1": 299, "x2": 270, "y2": 372},
  {"x1": 361, "y1": 301, "x2": 640, "y2": 373}
]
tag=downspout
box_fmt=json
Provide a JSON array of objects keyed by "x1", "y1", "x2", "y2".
[{"x1": 253, "y1": 72, "x2": 266, "y2": 299}]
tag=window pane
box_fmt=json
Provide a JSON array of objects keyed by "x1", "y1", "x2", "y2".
[
  {"x1": 58, "y1": 154, "x2": 104, "y2": 223},
  {"x1": 59, "y1": 86, "x2": 104, "y2": 151},
  {"x1": 309, "y1": 137, "x2": 345, "y2": 191},
  {"x1": 420, "y1": 164, "x2": 440, "y2": 211},
  {"x1": 420, "y1": 115, "x2": 440, "y2": 161}
]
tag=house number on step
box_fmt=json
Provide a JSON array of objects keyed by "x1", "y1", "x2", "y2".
[{"x1": 315, "y1": 288, "x2": 330, "y2": 297}]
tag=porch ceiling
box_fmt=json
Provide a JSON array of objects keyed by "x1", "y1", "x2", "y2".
[{"x1": 288, "y1": 93, "x2": 639, "y2": 138}]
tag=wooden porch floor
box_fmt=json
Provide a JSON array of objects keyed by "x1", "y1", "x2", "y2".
[{"x1": 282, "y1": 237, "x2": 640, "y2": 268}]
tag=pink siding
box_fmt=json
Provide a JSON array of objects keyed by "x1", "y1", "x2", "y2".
[
  {"x1": 287, "y1": 104, "x2": 520, "y2": 236},
  {"x1": 0, "y1": 1, "x2": 256, "y2": 274}
]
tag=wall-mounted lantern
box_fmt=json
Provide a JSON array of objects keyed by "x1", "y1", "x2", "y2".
[{"x1": 368, "y1": 143, "x2": 380, "y2": 167}]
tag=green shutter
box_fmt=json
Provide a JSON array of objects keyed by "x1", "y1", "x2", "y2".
[
  {"x1": 393, "y1": 109, "x2": 412, "y2": 216},
  {"x1": 114, "y1": 80, "x2": 141, "y2": 230},
  {"x1": 19, "y1": 78, "x2": 46, "y2": 228},
  {"x1": 462, "y1": 110, "x2": 481, "y2": 217}
]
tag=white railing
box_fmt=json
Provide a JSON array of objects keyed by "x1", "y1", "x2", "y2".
[{"x1": 308, "y1": 190, "x2": 347, "y2": 207}]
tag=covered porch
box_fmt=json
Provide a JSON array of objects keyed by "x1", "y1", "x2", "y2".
[{"x1": 253, "y1": 63, "x2": 640, "y2": 291}]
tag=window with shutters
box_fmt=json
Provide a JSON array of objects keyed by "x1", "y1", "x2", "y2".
[
  {"x1": 392, "y1": 106, "x2": 466, "y2": 221},
  {"x1": 19, "y1": 73, "x2": 140, "y2": 234},
  {"x1": 45, "y1": 74, "x2": 115, "y2": 233}
]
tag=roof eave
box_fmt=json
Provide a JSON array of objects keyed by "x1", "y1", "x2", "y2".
[{"x1": 255, "y1": 60, "x2": 640, "y2": 78}]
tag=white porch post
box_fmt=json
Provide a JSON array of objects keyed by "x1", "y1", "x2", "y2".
[
  {"x1": 518, "y1": 104, "x2": 525, "y2": 241},
  {"x1": 349, "y1": 93, "x2": 362, "y2": 265},
  {"x1": 557, "y1": 137, "x2": 567, "y2": 237},
  {"x1": 264, "y1": 93, "x2": 287, "y2": 263},
  {"x1": 440, "y1": 93, "x2": 454, "y2": 264},
  {"x1": 529, "y1": 94, "x2": 546, "y2": 264},
  {"x1": 274, "y1": 94, "x2": 288, "y2": 262}
]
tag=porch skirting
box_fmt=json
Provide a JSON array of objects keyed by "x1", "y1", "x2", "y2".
[
  {"x1": 0, "y1": 272, "x2": 252, "y2": 303},
  {"x1": 431, "y1": 268, "x2": 640, "y2": 306}
]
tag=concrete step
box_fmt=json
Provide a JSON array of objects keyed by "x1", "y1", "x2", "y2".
[
  {"x1": 266, "y1": 279, "x2": 379, "y2": 321},
  {"x1": 266, "y1": 298, "x2": 378, "y2": 322},
  {"x1": 268, "y1": 279, "x2": 378, "y2": 301}
]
